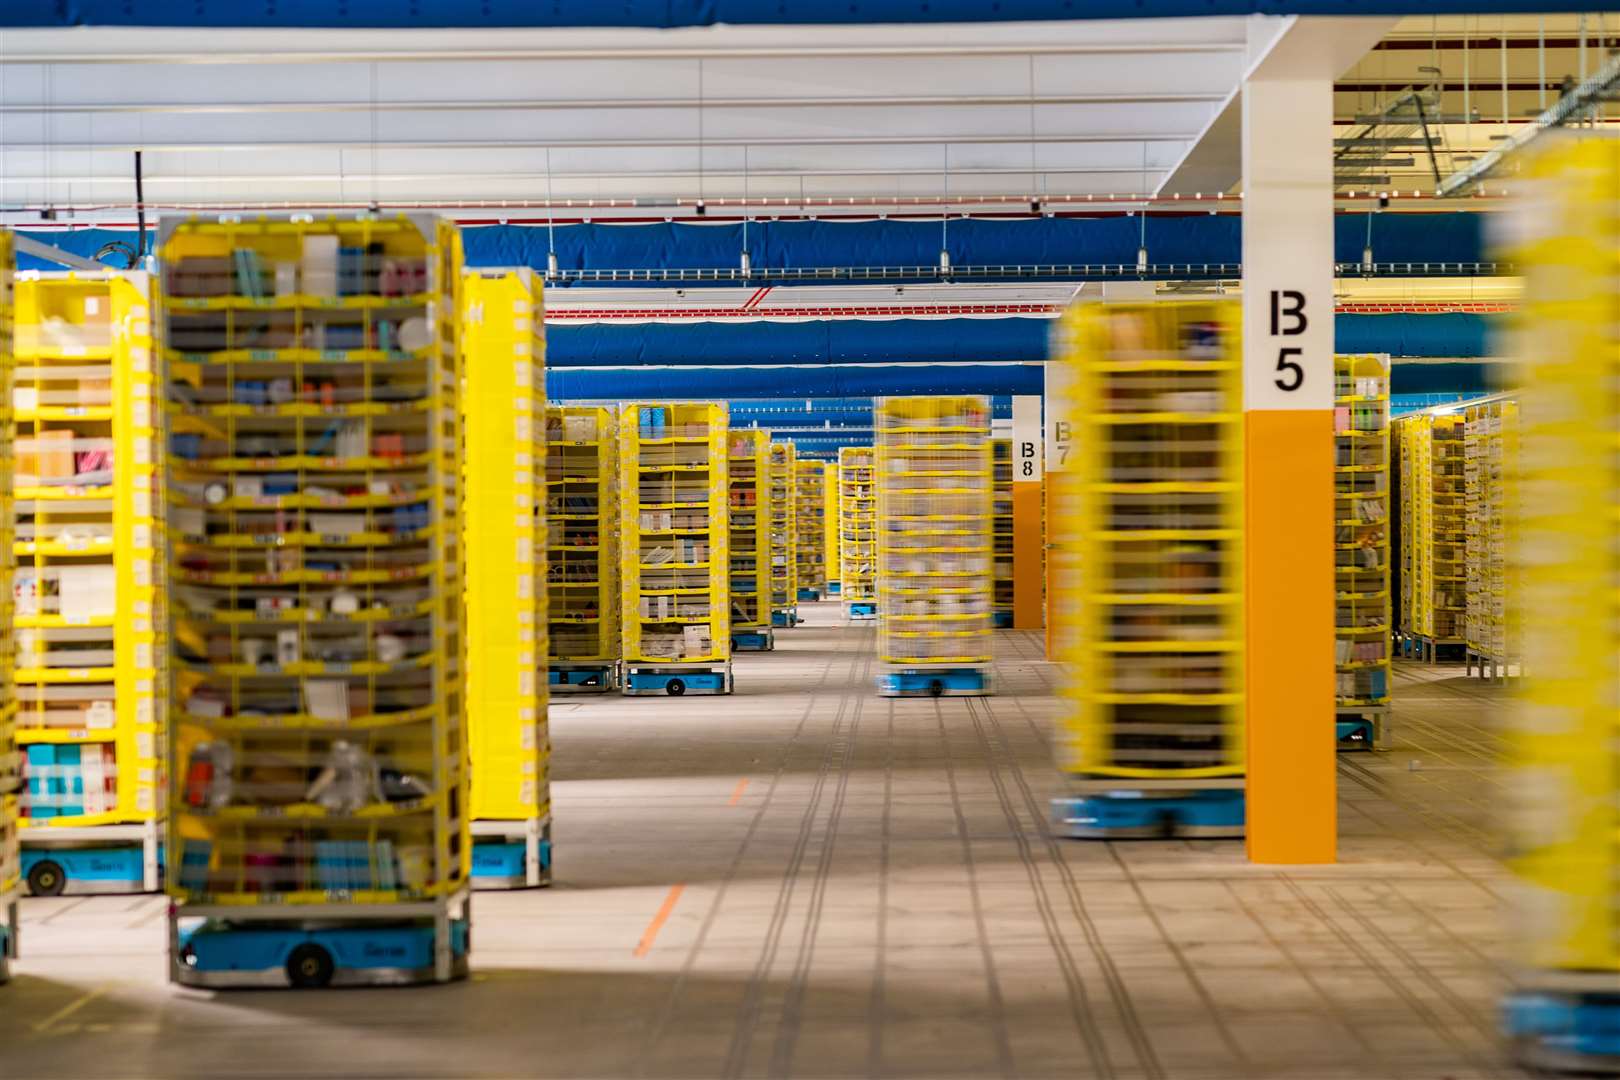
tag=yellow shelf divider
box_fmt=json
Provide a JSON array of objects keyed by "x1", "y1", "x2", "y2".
[
  {"x1": 873, "y1": 396, "x2": 994, "y2": 696},
  {"x1": 992, "y1": 437, "x2": 1014, "y2": 628},
  {"x1": 793, "y1": 458, "x2": 827, "y2": 601},
  {"x1": 1463, "y1": 397, "x2": 1517, "y2": 681},
  {"x1": 1048, "y1": 302, "x2": 1244, "y2": 836},
  {"x1": 824, "y1": 459, "x2": 841, "y2": 596},
  {"x1": 1333, "y1": 354, "x2": 1390, "y2": 749},
  {"x1": 546, "y1": 404, "x2": 620, "y2": 691},
  {"x1": 158, "y1": 214, "x2": 471, "y2": 987},
  {"x1": 12, "y1": 270, "x2": 164, "y2": 895},
  {"x1": 768, "y1": 441, "x2": 798, "y2": 628},
  {"x1": 838, "y1": 446, "x2": 877, "y2": 620},
  {"x1": 619, "y1": 402, "x2": 733, "y2": 695},
  {"x1": 463, "y1": 269, "x2": 548, "y2": 889},
  {"x1": 0, "y1": 233, "x2": 18, "y2": 976},
  {"x1": 728, "y1": 427, "x2": 774, "y2": 650}
]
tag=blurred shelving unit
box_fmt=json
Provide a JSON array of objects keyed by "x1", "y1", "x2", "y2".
[
  {"x1": 794, "y1": 458, "x2": 827, "y2": 602},
  {"x1": 463, "y1": 269, "x2": 548, "y2": 890},
  {"x1": 545, "y1": 405, "x2": 619, "y2": 692},
  {"x1": 1048, "y1": 303, "x2": 1245, "y2": 838},
  {"x1": 1333, "y1": 354, "x2": 1391, "y2": 750},
  {"x1": 13, "y1": 271, "x2": 164, "y2": 897},
  {"x1": 824, "y1": 460, "x2": 841, "y2": 597},
  {"x1": 619, "y1": 403, "x2": 732, "y2": 696},
  {"x1": 0, "y1": 234, "x2": 18, "y2": 980},
  {"x1": 838, "y1": 447, "x2": 877, "y2": 621},
  {"x1": 873, "y1": 396, "x2": 993, "y2": 696},
  {"x1": 1394, "y1": 411, "x2": 1466, "y2": 661},
  {"x1": 768, "y1": 441, "x2": 798, "y2": 629},
  {"x1": 728, "y1": 427, "x2": 774, "y2": 651},
  {"x1": 159, "y1": 215, "x2": 471, "y2": 988},
  {"x1": 992, "y1": 437, "x2": 1014, "y2": 628},
  {"x1": 1498, "y1": 135, "x2": 1620, "y2": 1074},
  {"x1": 1463, "y1": 397, "x2": 1517, "y2": 682}
]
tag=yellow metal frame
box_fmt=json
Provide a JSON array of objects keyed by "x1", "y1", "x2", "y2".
[
  {"x1": 1051, "y1": 302, "x2": 1245, "y2": 782},
  {"x1": 618, "y1": 402, "x2": 731, "y2": 664},
  {"x1": 838, "y1": 447, "x2": 876, "y2": 604},
  {"x1": 0, "y1": 234, "x2": 18, "y2": 912},
  {"x1": 992, "y1": 437, "x2": 1014, "y2": 624},
  {"x1": 824, "y1": 460, "x2": 841, "y2": 591},
  {"x1": 546, "y1": 405, "x2": 620, "y2": 664},
  {"x1": 1334, "y1": 354, "x2": 1391, "y2": 727},
  {"x1": 12, "y1": 272, "x2": 165, "y2": 836},
  {"x1": 1395, "y1": 412, "x2": 1467, "y2": 649},
  {"x1": 768, "y1": 441, "x2": 797, "y2": 619},
  {"x1": 793, "y1": 458, "x2": 827, "y2": 596},
  {"x1": 873, "y1": 396, "x2": 994, "y2": 668},
  {"x1": 463, "y1": 270, "x2": 547, "y2": 827},
  {"x1": 159, "y1": 215, "x2": 469, "y2": 906},
  {"x1": 728, "y1": 427, "x2": 772, "y2": 634},
  {"x1": 1463, "y1": 398, "x2": 1516, "y2": 670},
  {"x1": 1502, "y1": 135, "x2": 1620, "y2": 976}
]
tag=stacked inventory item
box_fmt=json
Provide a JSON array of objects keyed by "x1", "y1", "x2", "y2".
[
  {"x1": 1049, "y1": 302, "x2": 1245, "y2": 838},
  {"x1": 768, "y1": 442, "x2": 798, "y2": 628},
  {"x1": 1497, "y1": 135, "x2": 1620, "y2": 1074},
  {"x1": 619, "y1": 403, "x2": 732, "y2": 695},
  {"x1": 838, "y1": 447, "x2": 877, "y2": 619},
  {"x1": 13, "y1": 271, "x2": 165, "y2": 897},
  {"x1": 1464, "y1": 398, "x2": 1517, "y2": 680},
  {"x1": 1396, "y1": 412, "x2": 1467, "y2": 660},
  {"x1": 824, "y1": 460, "x2": 841, "y2": 596},
  {"x1": 0, "y1": 234, "x2": 18, "y2": 980},
  {"x1": 1333, "y1": 354, "x2": 1391, "y2": 749},
  {"x1": 794, "y1": 459, "x2": 827, "y2": 602},
  {"x1": 546, "y1": 405, "x2": 619, "y2": 690},
  {"x1": 873, "y1": 396, "x2": 994, "y2": 696},
  {"x1": 159, "y1": 215, "x2": 471, "y2": 988},
  {"x1": 464, "y1": 270, "x2": 548, "y2": 890},
  {"x1": 728, "y1": 428, "x2": 774, "y2": 651},
  {"x1": 992, "y1": 438, "x2": 1014, "y2": 628}
]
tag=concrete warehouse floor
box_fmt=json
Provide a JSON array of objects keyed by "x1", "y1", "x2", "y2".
[{"x1": 1, "y1": 603, "x2": 1521, "y2": 1080}]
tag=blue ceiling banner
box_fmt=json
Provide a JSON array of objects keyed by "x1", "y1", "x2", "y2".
[
  {"x1": 547, "y1": 364, "x2": 1041, "y2": 400},
  {"x1": 5, "y1": 0, "x2": 1590, "y2": 29}
]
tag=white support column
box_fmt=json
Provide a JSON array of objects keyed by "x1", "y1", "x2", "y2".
[{"x1": 1240, "y1": 17, "x2": 1346, "y2": 865}]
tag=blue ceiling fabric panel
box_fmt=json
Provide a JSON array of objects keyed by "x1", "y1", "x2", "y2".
[
  {"x1": 1335, "y1": 211, "x2": 1491, "y2": 265},
  {"x1": 1334, "y1": 312, "x2": 1498, "y2": 358},
  {"x1": 547, "y1": 364, "x2": 1042, "y2": 400},
  {"x1": 1389, "y1": 363, "x2": 1496, "y2": 397},
  {"x1": 547, "y1": 318, "x2": 1051, "y2": 366},
  {"x1": 7, "y1": 0, "x2": 1591, "y2": 28}
]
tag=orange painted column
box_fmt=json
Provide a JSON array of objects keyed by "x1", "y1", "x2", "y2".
[
  {"x1": 1242, "y1": 68, "x2": 1336, "y2": 864},
  {"x1": 1011, "y1": 395, "x2": 1044, "y2": 631}
]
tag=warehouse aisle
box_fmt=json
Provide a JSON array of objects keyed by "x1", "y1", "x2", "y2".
[{"x1": 0, "y1": 606, "x2": 1519, "y2": 1079}]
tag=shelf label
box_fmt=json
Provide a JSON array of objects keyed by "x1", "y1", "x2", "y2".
[{"x1": 1012, "y1": 396, "x2": 1042, "y2": 481}]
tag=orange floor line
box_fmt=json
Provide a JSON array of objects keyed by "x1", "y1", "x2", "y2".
[
  {"x1": 632, "y1": 884, "x2": 687, "y2": 958},
  {"x1": 727, "y1": 778, "x2": 750, "y2": 806}
]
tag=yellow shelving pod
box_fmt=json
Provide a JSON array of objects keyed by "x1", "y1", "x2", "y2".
[
  {"x1": 838, "y1": 446, "x2": 877, "y2": 620},
  {"x1": 1463, "y1": 397, "x2": 1517, "y2": 681},
  {"x1": 824, "y1": 460, "x2": 841, "y2": 597},
  {"x1": 728, "y1": 427, "x2": 774, "y2": 651},
  {"x1": 874, "y1": 396, "x2": 993, "y2": 696},
  {"x1": 1333, "y1": 354, "x2": 1390, "y2": 749},
  {"x1": 1394, "y1": 412, "x2": 1467, "y2": 660},
  {"x1": 546, "y1": 405, "x2": 620, "y2": 690},
  {"x1": 1496, "y1": 135, "x2": 1620, "y2": 1072},
  {"x1": 768, "y1": 441, "x2": 798, "y2": 628},
  {"x1": 463, "y1": 270, "x2": 548, "y2": 890},
  {"x1": 0, "y1": 234, "x2": 18, "y2": 980},
  {"x1": 12, "y1": 271, "x2": 164, "y2": 897},
  {"x1": 992, "y1": 437, "x2": 1014, "y2": 628},
  {"x1": 794, "y1": 458, "x2": 827, "y2": 601},
  {"x1": 158, "y1": 215, "x2": 470, "y2": 988},
  {"x1": 1049, "y1": 302, "x2": 1245, "y2": 838},
  {"x1": 619, "y1": 403, "x2": 732, "y2": 695}
]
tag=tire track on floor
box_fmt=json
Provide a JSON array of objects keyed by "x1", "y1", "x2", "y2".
[{"x1": 720, "y1": 619, "x2": 868, "y2": 1079}]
